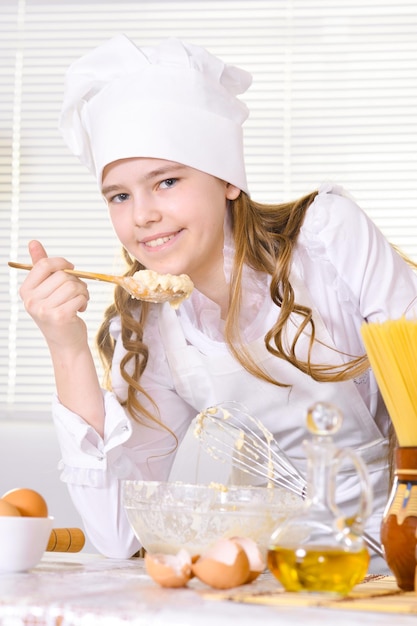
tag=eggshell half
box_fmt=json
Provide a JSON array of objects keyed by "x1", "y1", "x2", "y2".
[
  {"x1": 192, "y1": 538, "x2": 250, "y2": 589},
  {"x1": 145, "y1": 549, "x2": 192, "y2": 588},
  {"x1": 1, "y1": 488, "x2": 48, "y2": 517},
  {"x1": 230, "y1": 536, "x2": 265, "y2": 582}
]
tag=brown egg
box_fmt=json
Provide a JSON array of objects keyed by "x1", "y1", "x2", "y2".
[
  {"x1": 192, "y1": 538, "x2": 250, "y2": 589},
  {"x1": 0, "y1": 500, "x2": 22, "y2": 517},
  {"x1": 145, "y1": 549, "x2": 193, "y2": 588},
  {"x1": 1, "y1": 488, "x2": 48, "y2": 517},
  {"x1": 230, "y1": 536, "x2": 266, "y2": 582}
]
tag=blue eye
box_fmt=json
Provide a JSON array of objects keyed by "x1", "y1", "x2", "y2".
[
  {"x1": 111, "y1": 193, "x2": 129, "y2": 203},
  {"x1": 159, "y1": 178, "x2": 177, "y2": 189}
]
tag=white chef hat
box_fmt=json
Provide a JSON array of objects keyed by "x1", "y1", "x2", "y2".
[{"x1": 59, "y1": 34, "x2": 252, "y2": 192}]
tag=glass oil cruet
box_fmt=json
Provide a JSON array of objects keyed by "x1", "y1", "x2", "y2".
[{"x1": 267, "y1": 401, "x2": 373, "y2": 595}]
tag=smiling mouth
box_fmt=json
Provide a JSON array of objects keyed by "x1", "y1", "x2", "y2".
[{"x1": 144, "y1": 234, "x2": 175, "y2": 248}]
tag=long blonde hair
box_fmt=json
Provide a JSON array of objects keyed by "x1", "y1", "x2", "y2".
[{"x1": 96, "y1": 189, "x2": 372, "y2": 427}]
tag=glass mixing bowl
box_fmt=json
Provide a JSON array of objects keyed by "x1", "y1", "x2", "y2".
[{"x1": 123, "y1": 480, "x2": 302, "y2": 557}]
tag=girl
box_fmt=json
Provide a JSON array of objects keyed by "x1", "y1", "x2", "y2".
[{"x1": 19, "y1": 35, "x2": 417, "y2": 572}]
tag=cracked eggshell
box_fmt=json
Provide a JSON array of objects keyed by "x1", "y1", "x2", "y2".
[
  {"x1": 192, "y1": 537, "x2": 250, "y2": 589},
  {"x1": 230, "y1": 536, "x2": 265, "y2": 582},
  {"x1": 145, "y1": 549, "x2": 193, "y2": 588}
]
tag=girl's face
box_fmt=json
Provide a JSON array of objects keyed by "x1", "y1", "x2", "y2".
[{"x1": 102, "y1": 158, "x2": 240, "y2": 288}]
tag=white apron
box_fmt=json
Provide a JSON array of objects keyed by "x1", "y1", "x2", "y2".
[{"x1": 158, "y1": 264, "x2": 389, "y2": 553}]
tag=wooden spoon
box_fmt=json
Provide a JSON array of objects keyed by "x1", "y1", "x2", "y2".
[{"x1": 8, "y1": 261, "x2": 193, "y2": 307}]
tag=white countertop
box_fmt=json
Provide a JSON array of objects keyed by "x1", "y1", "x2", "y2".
[{"x1": 0, "y1": 552, "x2": 415, "y2": 625}]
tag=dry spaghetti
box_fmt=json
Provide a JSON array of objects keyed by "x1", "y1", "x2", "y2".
[{"x1": 361, "y1": 318, "x2": 417, "y2": 446}]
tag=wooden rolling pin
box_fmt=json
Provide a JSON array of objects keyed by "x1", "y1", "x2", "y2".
[{"x1": 47, "y1": 528, "x2": 85, "y2": 553}]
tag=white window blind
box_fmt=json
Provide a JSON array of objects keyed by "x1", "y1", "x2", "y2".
[{"x1": 1, "y1": 0, "x2": 417, "y2": 420}]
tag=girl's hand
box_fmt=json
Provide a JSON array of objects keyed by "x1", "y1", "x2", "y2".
[
  {"x1": 20, "y1": 240, "x2": 105, "y2": 433},
  {"x1": 19, "y1": 240, "x2": 90, "y2": 350}
]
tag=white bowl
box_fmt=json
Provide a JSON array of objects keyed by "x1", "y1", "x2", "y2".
[
  {"x1": 123, "y1": 481, "x2": 302, "y2": 557},
  {"x1": 0, "y1": 516, "x2": 54, "y2": 573}
]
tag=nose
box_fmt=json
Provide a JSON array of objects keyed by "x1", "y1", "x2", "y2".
[{"x1": 132, "y1": 192, "x2": 162, "y2": 227}]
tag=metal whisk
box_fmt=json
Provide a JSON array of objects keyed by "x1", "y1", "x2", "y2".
[
  {"x1": 193, "y1": 401, "x2": 384, "y2": 559},
  {"x1": 194, "y1": 401, "x2": 305, "y2": 497}
]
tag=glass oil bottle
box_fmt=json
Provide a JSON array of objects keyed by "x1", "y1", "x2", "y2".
[{"x1": 267, "y1": 402, "x2": 372, "y2": 595}]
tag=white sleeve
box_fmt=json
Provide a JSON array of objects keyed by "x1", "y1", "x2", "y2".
[
  {"x1": 52, "y1": 385, "x2": 196, "y2": 558},
  {"x1": 300, "y1": 185, "x2": 417, "y2": 322},
  {"x1": 294, "y1": 184, "x2": 417, "y2": 375},
  {"x1": 51, "y1": 310, "x2": 197, "y2": 557}
]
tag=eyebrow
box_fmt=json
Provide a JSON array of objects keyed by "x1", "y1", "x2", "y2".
[
  {"x1": 101, "y1": 184, "x2": 123, "y2": 196},
  {"x1": 144, "y1": 163, "x2": 187, "y2": 180},
  {"x1": 101, "y1": 163, "x2": 187, "y2": 196}
]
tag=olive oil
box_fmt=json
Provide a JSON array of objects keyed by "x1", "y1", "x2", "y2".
[
  {"x1": 267, "y1": 403, "x2": 373, "y2": 595},
  {"x1": 267, "y1": 544, "x2": 369, "y2": 595}
]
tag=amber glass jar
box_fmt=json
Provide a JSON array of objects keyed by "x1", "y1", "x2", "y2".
[{"x1": 381, "y1": 447, "x2": 417, "y2": 591}]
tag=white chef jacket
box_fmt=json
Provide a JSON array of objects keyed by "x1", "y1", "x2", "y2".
[{"x1": 52, "y1": 184, "x2": 417, "y2": 569}]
